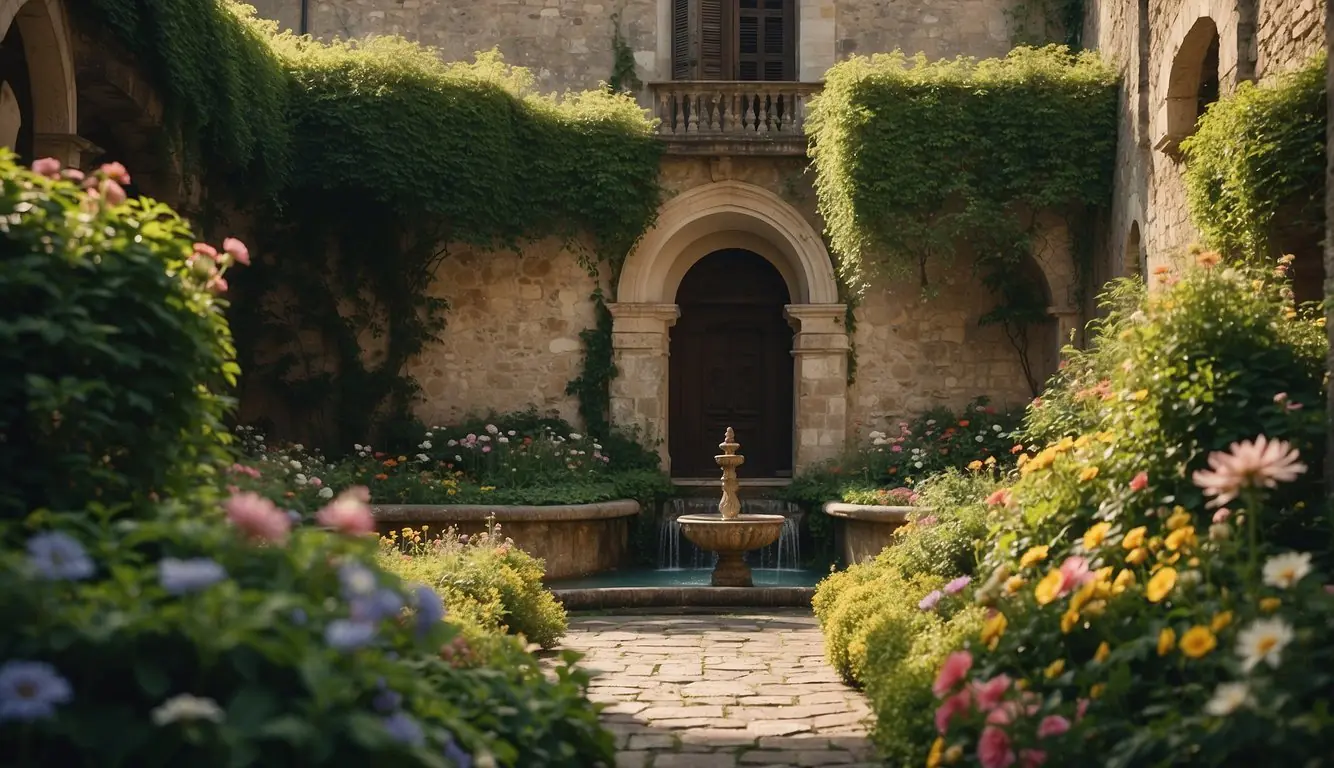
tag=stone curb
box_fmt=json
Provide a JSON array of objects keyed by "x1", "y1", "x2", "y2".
[
  {"x1": 551, "y1": 586, "x2": 815, "y2": 610},
  {"x1": 371, "y1": 499, "x2": 640, "y2": 523}
]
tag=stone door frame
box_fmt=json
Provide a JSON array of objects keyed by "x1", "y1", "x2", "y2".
[{"x1": 609, "y1": 180, "x2": 848, "y2": 476}]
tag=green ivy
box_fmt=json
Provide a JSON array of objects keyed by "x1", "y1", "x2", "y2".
[
  {"x1": 79, "y1": 2, "x2": 663, "y2": 448},
  {"x1": 807, "y1": 46, "x2": 1117, "y2": 377},
  {"x1": 565, "y1": 288, "x2": 617, "y2": 437},
  {"x1": 1182, "y1": 52, "x2": 1327, "y2": 261}
]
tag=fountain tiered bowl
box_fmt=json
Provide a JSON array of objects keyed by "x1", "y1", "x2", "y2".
[{"x1": 675, "y1": 512, "x2": 786, "y2": 587}]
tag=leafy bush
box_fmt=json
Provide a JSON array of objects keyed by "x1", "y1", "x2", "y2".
[
  {"x1": 873, "y1": 470, "x2": 1000, "y2": 580},
  {"x1": 0, "y1": 153, "x2": 242, "y2": 518},
  {"x1": 377, "y1": 525, "x2": 568, "y2": 649}
]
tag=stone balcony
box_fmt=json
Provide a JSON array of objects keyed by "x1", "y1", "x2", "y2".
[{"x1": 647, "y1": 81, "x2": 822, "y2": 156}]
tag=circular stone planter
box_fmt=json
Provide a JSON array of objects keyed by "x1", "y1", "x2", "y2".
[
  {"x1": 372, "y1": 500, "x2": 639, "y2": 581},
  {"x1": 822, "y1": 503, "x2": 925, "y2": 565}
]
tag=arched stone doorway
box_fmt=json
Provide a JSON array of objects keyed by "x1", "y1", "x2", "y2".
[
  {"x1": 0, "y1": 0, "x2": 80, "y2": 164},
  {"x1": 669, "y1": 249, "x2": 795, "y2": 477}
]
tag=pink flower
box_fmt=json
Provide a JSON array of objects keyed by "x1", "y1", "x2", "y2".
[
  {"x1": 933, "y1": 651, "x2": 973, "y2": 697},
  {"x1": 891, "y1": 444, "x2": 902, "y2": 452},
  {"x1": 32, "y1": 157, "x2": 61, "y2": 178},
  {"x1": 1057, "y1": 556, "x2": 1094, "y2": 594},
  {"x1": 944, "y1": 575, "x2": 972, "y2": 594},
  {"x1": 1075, "y1": 699, "x2": 1089, "y2": 721},
  {"x1": 1020, "y1": 749, "x2": 1048, "y2": 768},
  {"x1": 101, "y1": 180, "x2": 127, "y2": 206},
  {"x1": 1129, "y1": 472, "x2": 1148, "y2": 491},
  {"x1": 193, "y1": 242, "x2": 219, "y2": 261},
  {"x1": 63, "y1": 168, "x2": 85, "y2": 182},
  {"x1": 482, "y1": 445, "x2": 492, "y2": 453},
  {"x1": 98, "y1": 161, "x2": 131, "y2": 184},
  {"x1": 972, "y1": 674, "x2": 1012, "y2": 711},
  {"x1": 977, "y1": 726, "x2": 1016, "y2": 768},
  {"x1": 986, "y1": 700, "x2": 1021, "y2": 725},
  {"x1": 316, "y1": 489, "x2": 375, "y2": 535},
  {"x1": 207, "y1": 274, "x2": 229, "y2": 294},
  {"x1": 1212, "y1": 508, "x2": 1232, "y2": 523},
  {"x1": 1037, "y1": 714, "x2": 1070, "y2": 738},
  {"x1": 935, "y1": 689, "x2": 972, "y2": 733},
  {"x1": 986, "y1": 488, "x2": 1012, "y2": 507},
  {"x1": 308, "y1": 476, "x2": 323, "y2": 487},
  {"x1": 224, "y1": 491, "x2": 291, "y2": 543},
  {"x1": 1192, "y1": 435, "x2": 1307, "y2": 508},
  {"x1": 223, "y1": 237, "x2": 250, "y2": 266}
]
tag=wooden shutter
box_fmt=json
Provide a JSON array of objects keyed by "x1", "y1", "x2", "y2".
[
  {"x1": 737, "y1": 0, "x2": 793, "y2": 81},
  {"x1": 671, "y1": 0, "x2": 733, "y2": 80}
]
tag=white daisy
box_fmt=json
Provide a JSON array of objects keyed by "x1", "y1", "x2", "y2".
[
  {"x1": 1262, "y1": 552, "x2": 1312, "y2": 589},
  {"x1": 1203, "y1": 682, "x2": 1253, "y2": 716},
  {"x1": 151, "y1": 694, "x2": 224, "y2": 726},
  {"x1": 1236, "y1": 617, "x2": 1295, "y2": 672}
]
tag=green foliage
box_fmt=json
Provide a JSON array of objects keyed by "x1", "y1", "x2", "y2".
[
  {"x1": 1182, "y1": 53, "x2": 1327, "y2": 261},
  {"x1": 874, "y1": 471, "x2": 997, "y2": 579},
  {"x1": 80, "y1": 2, "x2": 663, "y2": 447},
  {"x1": 566, "y1": 289, "x2": 618, "y2": 437},
  {"x1": 379, "y1": 526, "x2": 569, "y2": 649},
  {"x1": 0, "y1": 153, "x2": 239, "y2": 518}
]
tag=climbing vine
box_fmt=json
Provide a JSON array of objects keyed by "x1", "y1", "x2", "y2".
[
  {"x1": 1182, "y1": 52, "x2": 1327, "y2": 262},
  {"x1": 566, "y1": 288, "x2": 617, "y2": 437},
  {"x1": 79, "y1": 1, "x2": 663, "y2": 448},
  {"x1": 807, "y1": 46, "x2": 1117, "y2": 386},
  {"x1": 1006, "y1": 0, "x2": 1087, "y2": 49},
  {"x1": 608, "y1": 12, "x2": 643, "y2": 94}
]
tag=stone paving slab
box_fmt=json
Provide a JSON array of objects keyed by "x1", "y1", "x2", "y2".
[{"x1": 561, "y1": 610, "x2": 875, "y2": 768}]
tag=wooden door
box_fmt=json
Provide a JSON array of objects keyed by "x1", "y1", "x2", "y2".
[{"x1": 669, "y1": 250, "x2": 794, "y2": 478}]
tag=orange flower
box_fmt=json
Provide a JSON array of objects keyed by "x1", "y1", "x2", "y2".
[
  {"x1": 958, "y1": 420, "x2": 970, "y2": 427},
  {"x1": 374, "y1": 473, "x2": 389, "y2": 481}
]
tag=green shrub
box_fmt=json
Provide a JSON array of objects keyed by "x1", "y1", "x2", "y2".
[
  {"x1": 874, "y1": 470, "x2": 997, "y2": 580},
  {"x1": 0, "y1": 153, "x2": 240, "y2": 518},
  {"x1": 378, "y1": 526, "x2": 568, "y2": 649}
]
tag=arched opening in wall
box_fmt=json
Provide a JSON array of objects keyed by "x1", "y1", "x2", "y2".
[
  {"x1": 1269, "y1": 205, "x2": 1326, "y2": 306},
  {"x1": 0, "y1": 18, "x2": 36, "y2": 159},
  {"x1": 668, "y1": 249, "x2": 794, "y2": 478},
  {"x1": 982, "y1": 255, "x2": 1059, "y2": 396},
  {"x1": 1161, "y1": 17, "x2": 1221, "y2": 154},
  {"x1": 1124, "y1": 221, "x2": 1144, "y2": 277}
]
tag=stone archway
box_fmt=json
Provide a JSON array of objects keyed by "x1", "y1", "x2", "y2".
[
  {"x1": 610, "y1": 180, "x2": 848, "y2": 474},
  {"x1": 0, "y1": 0, "x2": 79, "y2": 164}
]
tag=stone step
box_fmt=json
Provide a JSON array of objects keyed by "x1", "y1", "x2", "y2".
[{"x1": 670, "y1": 478, "x2": 792, "y2": 501}]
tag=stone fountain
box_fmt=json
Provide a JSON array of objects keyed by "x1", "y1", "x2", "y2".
[{"x1": 675, "y1": 428, "x2": 788, "y2": 587}]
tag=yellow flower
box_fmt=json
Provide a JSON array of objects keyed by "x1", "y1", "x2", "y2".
[
  {"x1": 1166, "y1": 508, "x2": 1191, "y2": 530},
  {"x1": 1146, "y1": 568, "x2": 1178, "y2": 603},
  {"x1": 1057, "y1": 437, "x2": 1076, "y2": 452},
  {"x1": 1074, "y1": 435, "x2": 1093, "y2": 449},
  {"x1": 1082, "y1": 522, "x2": 1111, "y2": 550},
  {"x1": 927, "y1": 736, "x2": 944, "y2": 768},
  {"x1": 1130, "y1": 389, "x2": 1149, "y2": 401},
  {"x1": 1060, "y1": 609, "x2": 1081, "y2": 634},
  {"x1": 1165, "y1": 526, "x2": 1197, "y2": 552},
  {"x1": 1079, "y1": 466, "x2": 1100, "y2": 483},
  {"x1": 943, "y1": 745, "x2": 963, "y2": 764},
  {"x1": 1034, "y1": 569, "x2": 1064, "y2": 605},
  {"x1": 981, "y1": 612, "x2": 1008, "y2": 649},
  {"x1": 1259, "y1": 597, "x2": 1282, "y2": 613},
  {"x1": 1210, "y1": 611, "x2": 1233, "y2": 632},
  {"x1": 1070, "y1": 582, "x2": 1097, "y2": 612},
  {"x1": 1044, "y1": 659, "x2": 1066, "y2": 678},
  {"x1": 1020, "y1": 545, "x2": 1050, "y2": 569},
  {"x1": 1112, "y1": 568, "x2": 1136, "y2": 593},
  {"x1": 1004, "y1": 575, "x2": 1027, "y2": 594},
  {"x1": 968, "y1": 460, "x2": 984, "y2": 471},
  {"x1": 1017, "y1": 453, "x2": 1030, "y2": 468},
  {"x1": 985, "y1": 455, "x2": 997, "y2": 466},
  {"x1": 1091, "y1": 683, "x2": 1106, "y2": 698},
  {"x1": 1158, "y1": 627, "x2": 1176, "y2": 656},
  {"x1": 1148, "y1": 536, "x2": 1163, "y2": 552},
  {"x1": 1094, "y1": 641, "x2": 1111, "y2": 663},
  {"x1": 1126, "y1": 547, "x2": 1149, "y2": 566},
  {"x1": 1015, "y1": 679, "x2": 1029, "y2": 691},
  {"x1": 1083, "y1": 600, "x2": 1107, "y2": 617},
  {"x1": 1179, "y1": 626, "x2": 1218, "y2": 658},
  {"x1": 1122, "y1": 526, "x2": 1147, "y2": 550},
  {"x1": 1095, "y1": 430, "x2": 1116, "y2": 442}
]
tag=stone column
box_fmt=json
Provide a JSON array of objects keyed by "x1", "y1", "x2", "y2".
[
  {"x1": 785, "y1": 304, "x2": 849, "y2": 473},
  {"x1": 33, "y1": 132, "x2": 98, "y2": 169},
  {"x1": 1051, "y1": 307, "x2": 1082, "y2": 352},
  {"x1": 608, "y1": 302, "x2": 679, "y2": 470}
]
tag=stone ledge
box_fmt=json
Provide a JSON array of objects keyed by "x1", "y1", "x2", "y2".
[
  {"x1": 372, "y1": 499, "x2": 640, "y2": 523},
  {"x1": 821, "y1": 502, "x2": 921, "y2": 523},
  {"x1": 552, "y1": 586, "x2": 815, "y2": 610}
]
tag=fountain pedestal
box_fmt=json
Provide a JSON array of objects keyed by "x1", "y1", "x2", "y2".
[{"x1": 675, "y1": 428, "x2": 786, "y2": 587}]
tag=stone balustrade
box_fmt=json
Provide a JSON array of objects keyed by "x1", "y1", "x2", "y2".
[{"x1": 647, "y1": 81, "x2": 822, "y2": 155}]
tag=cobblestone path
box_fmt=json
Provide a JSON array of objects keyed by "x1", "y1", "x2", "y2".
[{"x1": 562, "y1": 610, "x2": 876, "y2": 768}]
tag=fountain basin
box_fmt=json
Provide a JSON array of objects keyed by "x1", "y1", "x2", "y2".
[{"x1": 676, "y1": 513, "x2": 787, "y2": 587}]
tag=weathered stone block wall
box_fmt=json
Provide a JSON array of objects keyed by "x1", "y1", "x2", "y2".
[
  {"x1": 835, "y1": 0, "x2": 1019, "y2": 62},
  {"x1": 1255, "y1": 0, "x2": 1324, "y2": 77},
  {"x1": 403, "y1": 239, "x2": 599, "y2": 427}
]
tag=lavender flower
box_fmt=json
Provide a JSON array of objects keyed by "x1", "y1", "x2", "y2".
[
  {"x1": 325, "y1": 620, "x2": 376, "y2": 651},
  {"x1": 159, "y1": 558, "x2": 227, "y2": 595},
  {"x1": 0, "y1": 661, "x2": 72, "y2": 722},
  {"x1": 382, "y1": 712, "x2": 425, "y2": 746},
  {"x1": 373, "y1": 688, "x2": 403, "y2": 714},
  {"x1": 944, "y1": 576, "x2": 972, "y2": 595},
  {"x1": 27, "y1": 532, "x2": 94, "y2": 581},
  {"x1": 351, "y1": 588, "x2": 404, "y2": 623},
  {"x1": 411, "y1": 584, "x2": 445, "y2": 634},
  {"x1": 918, "y1": 590, "x2": 943, "y2": 611},
  {"x1": 338, "y1": 562, "x2": 377, "y2": 599},
  {"x1": 444, "y1": 734, "x2": 474, "y2": 767}
]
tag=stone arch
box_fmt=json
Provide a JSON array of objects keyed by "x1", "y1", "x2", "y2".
[
  {"x1": 1155, "y1": 3, "x2": 1237, "y2": 155},
  {"x1": 1124, "y1": 220, "x2": 1144, "y2": 277},
  {"x1": 0, "y1": 0, "x2": 78, "y2": 161},
  {"x1": 617, "y1": 180, "x2": 840, "y2": 305}
]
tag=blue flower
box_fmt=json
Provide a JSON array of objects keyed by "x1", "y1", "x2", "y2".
[
  {"x1": 382, "y1": 712, "x2": 424, "y2": 747},
  {"x1": 338, "y1": 562, "x2": 377, "y2": 599},
  {"x1": 26, "y1": 532, "x2": 94, "y2": 581},
  {"x1": 350, "y1": 588, "x2": 404, "y2": 623},
  {"x1": 289, "y1": 608, "x2": 308, "y2": 626},
  {"x1": 372, "y1": 688, "x2": 402, "y2": 714},
  {"x1": 159, "y1": 558, "x2": 227, "y2": 595},
  {"x1": 410, "y1": 584, "x2": 445, "y2": 634},
  {"x1": 443, "y1": 734, "x2": 473, "y2": 768},
  {"x1": 286, "y1": 510, "x2": 303, "y2": 526},
  {"x1": 324, "y1": 619, "x2": 376, "y2": 651},
  {"x1": 0, "y1": 661, "x2": 73, "y2": 722}
]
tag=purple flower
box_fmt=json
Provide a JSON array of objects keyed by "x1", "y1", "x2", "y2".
[
  {"x1": 0, "y1": 661, "x2": 72, "y2": 722},
  {"x1": 944, "y1": 576, "x2": 972, "y2": 595},
  {"x1": 27, "y1": 532, "x2": 94, "y2": 581},
  {"x1": 338, "y1": 562, "x2": 377, "y2": 599},
  {"x1": 410, "y1": 584, "x2": 445, "y2": 634},
  {"x1": 373, "y1": 688, "x2": 403, "y2": 713},
  {"x1": 444, "y1": 735, "x2": 473, "y2": 767},
  {"x1": 159, "y1": 558, "x2": 227, "y2": 595},
  {"x1": 351, "y1": 588, "x2": 404, "y2": 623},
  {"x1": 382, "y1": 712, "x2": 425, "y2": 746},
  {"x1": 918, "y1": 590, "x2": 943, "y2": 611},
  {"x1": 325, "y1": 620, "x2": 376, "y2": 651},
  {"x1": 289, "y1": 608, "x2": 308, "y2": 626}
]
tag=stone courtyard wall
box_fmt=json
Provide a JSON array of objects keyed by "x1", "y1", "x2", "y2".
[{"x1": 249, "y1": 0, "x2": 1025, "y2": 95}]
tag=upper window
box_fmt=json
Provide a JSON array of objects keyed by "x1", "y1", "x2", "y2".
[
  {"x1": 1159, "y1": 17, "x2": 1220, "y2": 154},
  {"x1": 671, "y1": 0, "x2": 796, "y2": 81}
]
